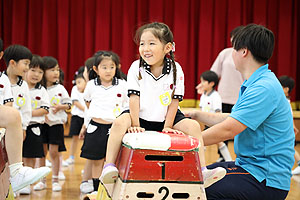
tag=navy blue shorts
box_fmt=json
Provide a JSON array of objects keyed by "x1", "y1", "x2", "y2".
[
  {"x1": 68, "y1": 115, "x2": 84, "y2": 136},
  {"x1": 23, "y1": 123, "x2": 44, "y2": 158},
  {"x1": 41, "y1": 124, "x2": 66, "y2": 152},
  {"x1": 121, "y1": 109, "x2": 186, "y2": 131},
  {"x1": 205, "y1": 161, "x2": 288, "y2": 200}
]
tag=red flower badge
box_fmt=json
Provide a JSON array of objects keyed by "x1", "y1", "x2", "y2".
[
  {"x1": 117, "y1": 93, "x2": 122, "y2": 97},
  {"x1": 0, "y1": 84, "x2": 4, "y2": 88},
  {"x1": 36, "y1": 96, "x2": 41, "y2": 100},
  {"x1": 170, "y1": 84, "x2": 173, "y2": 90},
  {"x1": 58, "y1": 93, "x2": 62, "y2": 97},
  {"x1": 18, "y1": 94, "x2": 23, "y2": 97}
]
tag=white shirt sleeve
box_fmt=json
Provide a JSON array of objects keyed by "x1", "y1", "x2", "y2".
[
  {"x1": 21, "y1": 82, "x2": 32, "y2": 130},
  {"x1": 2, "y1": 74, "x2": 14, "y2": 104},
  {"x1": 40, "y1": 87, "x2": 50, "y2": 111},
  {"x1": 174, "y1": 62, "x2": 185, "y2": 98},
  {"x1": 83, "y1": 80, "x2": 92, "y2": 102},
  {"x1": 212, "y1": 91, "x2": 222, "y2": 112},
  {"x1": 127, "y1": 61, "x2": 140, "y2": 96},
  {"x1": 60, "y1": 85, "x2": 71, "y2": 106},
  {"x1": 71, "y1": 86, "x2": 79, "y2": 101}
]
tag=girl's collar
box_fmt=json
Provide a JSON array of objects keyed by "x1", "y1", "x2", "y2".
[
  {"x1": 142, "y1": 57, "x2": 172, "y2": 75},
  {"x1": 94, "y1": 77, "x2": 118, "y2": 86}
]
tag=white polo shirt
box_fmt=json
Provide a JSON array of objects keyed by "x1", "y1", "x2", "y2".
[
  {"x1": 46, "y1": 84, "x2": 71, "y2": 126},
  {"x1": 29, "y1": 83, "x2": 50, "y2": 124},
  {"x1": 199, "y1": 90, "x2": 222, "y2": 113},
  {"x1": 84, "y1": 77, "x2": 128, "y2": 123},
  {"x1": 70, "y1": 85, "x2": 86, "y2": 118},
  {"x1": 0, "y1": 72, "x2": 13, "y2": 105},
  {"x1": 127, "y1": 59, "x2": 184, "y2": 122},
  {"x1": 11, "y1": 77, "x2": 32, "y2": 130}
]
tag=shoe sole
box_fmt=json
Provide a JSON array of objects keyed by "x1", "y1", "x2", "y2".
[
  {"x1": 204, "y1": 169, "x2": 226, "y2": 188},
  {"x1": 101, "y1": 170, "x2": 118, "y2": 184},
  {"x1": 13, "y1": 168, "x2": 51, "y2": 192}
]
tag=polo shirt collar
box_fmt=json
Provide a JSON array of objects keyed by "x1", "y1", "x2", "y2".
[
  {"x1": 142, "y1": 57, "x2": 172, "y2": 75},
  {"x1": 241, "y1": 64, "x2": 269, "y2": 93},
  {"x1": 35, "y1": 83, "x2": 42, "y2": 89},
  {"x1": 4, "y1": 70, "x2": 24, "y2": 86}
]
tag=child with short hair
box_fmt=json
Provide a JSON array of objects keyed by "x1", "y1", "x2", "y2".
[
  {"x1": 196, "y1": 70, "x2": 232, "y2": 162},
  {"x1": 40, "y1": 56, "x2": 71, "y2": 192},
  {"x1": 66, "y1": 67, "x2": 87, "y2": 165},
  {"x1": 100, "y1": 22, "x2": 226, "y2": 188},
  {"x1": 19, "y1": 54, "x2": 50, "y2": 195},
  {"x1": 1, "y1": 43, "x2": 50, "y2": 192},
  {"x1": 278, "y1": 75, "x2": 300, "y2": 175},
  {"x1": 81, "y1": 51, "x2": 128, "y2": 193}
]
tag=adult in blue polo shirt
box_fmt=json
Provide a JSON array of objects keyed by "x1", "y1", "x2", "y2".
[{"x1": 186, "y1": 24, "x2": 294, "y2": 200}]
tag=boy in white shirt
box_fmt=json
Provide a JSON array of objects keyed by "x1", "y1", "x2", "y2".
[{"x1": 1, "y1": 42, "x2": 50, "y2": 192}]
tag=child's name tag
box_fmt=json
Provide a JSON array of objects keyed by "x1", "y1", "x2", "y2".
[
  {"x1": 16, "y1": 96, "x2": 26, "y2": 107},
  {"x1": 159, "y1": 92, "x2": 171, "y2": 106}
]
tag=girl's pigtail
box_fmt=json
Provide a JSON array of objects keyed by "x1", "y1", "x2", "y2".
[
  {"x1": 138, "y1": 56, "x2": 143, "y2": 80},
  {"x1": 170, "y1": 51, "x2": 177, "y2": 98}
]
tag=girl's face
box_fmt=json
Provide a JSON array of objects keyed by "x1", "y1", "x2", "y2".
[
  {"x1": 93, "y1": 58, "x2": 116, "y2": 83},
  {"x1": 139, "y1": 30, "x2": 171, "y2": 68},
  {"x1": 76, "y1": 77, "x2": 86, "y2": 93},
  {"x1": 45, "y1": 64, "x2": 60, "y2": 85},
  {"x1": 26, "y1": 67, "x2": 44, "y2": 85}
]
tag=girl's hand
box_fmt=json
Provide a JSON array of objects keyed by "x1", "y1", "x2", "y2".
[
  {"x1": 51, "y1": 104, "x2": 60, "y2": 114},
  {"x1": 45, "y1": 115, "x2": 50, "y2": 123},
  {"x1": 183, "y1": 110, "x2": 196, "y2": 119},
  {"x1": 79, "y1": 126, "x2": 87, "y2": 140},
  {"x1": 162, "y1": 127, "x2": 184, "y2": 135},
  {"x1": 127, "y1": 126, "x2": 145, "y2": 133}
]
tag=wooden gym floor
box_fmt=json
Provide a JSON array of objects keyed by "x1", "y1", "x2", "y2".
[{"x1": 16, "y1": 138, "x2": 300, "y2": 200}]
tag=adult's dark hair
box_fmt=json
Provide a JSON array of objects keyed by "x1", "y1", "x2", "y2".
[
  {"x1": 201, "y1": 70, "x2": 219, "y2": 89},
  {"x1": 278, "y1": 75, "x2": 295, "y2": 94},
  {"x1": 3, "y1": 44, "x2": 32, "y2": 66},
  {"x1": 232, "y1": 24, "x2": 274, "y2": 64},
  {"x1": 30, "y1": 54, "x2": 46, "y2": 71},
  {"x1": 230, "y1": 25, "x2": 244, "y2": 39}
]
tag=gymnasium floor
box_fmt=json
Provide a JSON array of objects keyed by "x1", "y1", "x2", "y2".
[{"x1": 16, "y1": 138, "x2": 300, "y2": 200}]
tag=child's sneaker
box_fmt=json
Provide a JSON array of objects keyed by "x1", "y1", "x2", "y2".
[
  {"x1": 19, "y1": 185, "x2": 31, "y2": 195},
  {"x1": 62, "y1": 160, "x2": 69, "y2": 167},
  {"x1": 58, "y1": 171, "x2": 66, "y2": 180},
  {"x1": 203, "y1": 167, "x2": 226, "y2": 188},
  {"x1": 292, "y1": 166, "x2": 300, "y2": 175},
  {"x1": 33, "y1": 181, "x2": 47, "y2": 191},
  {"x1": 52, "y1": 182, "x2": 62, "y2": 192},
  {"x1": 10, "y1": 166, "x2": 51, "y2": 192},
  {"x1": 66, "y1": 157, "x2": 74, "y2": 165},
  {"x1": 99, "y1": 164, "x2": 118, "y2": 184},
  {"x1": 80, "y1": 180, "x2": 93, "y2": 194}
]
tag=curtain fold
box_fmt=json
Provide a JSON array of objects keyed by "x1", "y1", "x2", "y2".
[{"x1": 1, "y1": 0, "x2": 299, "y2": 101}]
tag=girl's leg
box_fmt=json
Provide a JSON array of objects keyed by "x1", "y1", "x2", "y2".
[
  {"x1": 23, "y1": 158, "x2": 36, "y2": 168},
  {"x1": 80, "y1": 159, "x2": 93, "y2": 194},
  {"x1": 92, "y1": 159, "x2": 105, "y2": 191},
  {"x1": 105, "y1": 113, "x2": 131, "y2": 164},
  {"x1": 217, "y1": 142, "x2": 232, "y2": 162},
  {"x1": 68, "y1": 135, "x2": 78, "y2": 163},
  {"x1": 100, "y1": 113, "x2": 131, "y2": 183},
  {"x1": 173, "y1": 118, "x2": 226, "y2": 188},
  {"x1": 49, "y1": 144, "x2": 61, "y2": 191}
]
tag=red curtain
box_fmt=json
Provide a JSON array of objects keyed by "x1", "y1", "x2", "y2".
[{"x1": 1, "y1": 0, "x2": 299, "y2": 102}]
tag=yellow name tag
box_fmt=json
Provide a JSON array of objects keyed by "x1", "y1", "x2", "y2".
[
  {"x1": 16, "y1": 97, "x2": 26, "y2": 107},
  {"x1": 50, "y1": 97, "x2": 60, "y2": 106},
  {"x1": 31, "y1": 100, "x2": 38, "y2": 109},
  {"x1": 159, "y1": 92, "x2": 171, "y2": 106}
]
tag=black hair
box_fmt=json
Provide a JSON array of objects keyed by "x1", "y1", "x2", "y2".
[
  {"x1": 59, "y1": 68, "x2": 64, "y2": 85},
  {"x1": 0, "y1": 38, "x2": 3, "y2": 52},
  {"x1": 73, "y1": 66, "x2": 85, "y2": 84},
  {"x1": 84, "y1": 56, "x2": 96, "y2": 81},
  {"x1": 230, "y1": 26, "x2": 244, "y2": 39},
  {"x1": 201, "y1": 70, "x2": 219, "y2": 89},
  {"x1": 3, "y1": 44, "x2": 32, "y2": 66},
  {"x1": 41, "y1": 56, "x2": 59, "y2": 87},
  {"x1": 278, "y1": 75, "x2": 295, "y2": 94},
  {"x1": 232, "y1": 24, "x2": 274, "y2": 64},
  {"x1": 90, "y1": 51, "x2": 123, "y2": 82},
  {"x1": 30, "y1": 54, "x2": 46, "y2": 71},
  {"x1": 134, "y1": 22, "x2": 176, "y2": 97}
]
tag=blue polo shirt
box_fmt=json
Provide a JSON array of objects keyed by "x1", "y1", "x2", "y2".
[{"x1": 230, "y1": 64, "x2": 295, "y2": 191}]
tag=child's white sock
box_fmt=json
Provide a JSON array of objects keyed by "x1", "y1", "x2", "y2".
[
  {"x1": 9, "y1": 162, "x2": 23, "y2": 177},
  {"x1": 219, "y1": 143, "x2": 232, "y2": 161}
]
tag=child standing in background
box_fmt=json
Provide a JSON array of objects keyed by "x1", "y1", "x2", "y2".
[
  {"x1": 196, "y1": 70, "x2": 232, "y2": 162},
  {"x1": 40, "y1": 56, "x2": 71, "y2": 192},
  {"x1": 100, "y1": 22, "x2": 226, "y2": 188},
  {"x1": 278, "y1": 75, "x2": 300, "y2": 175},
  {"x1": 66, "y1": 67, "x2": 87, "y2": 165},
  {"x1": 20, "y1": 55, "x2": 50, "y2": 195},
  {"x1": 81, "y1": 51, "x2": 128, "y2": 193}
]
